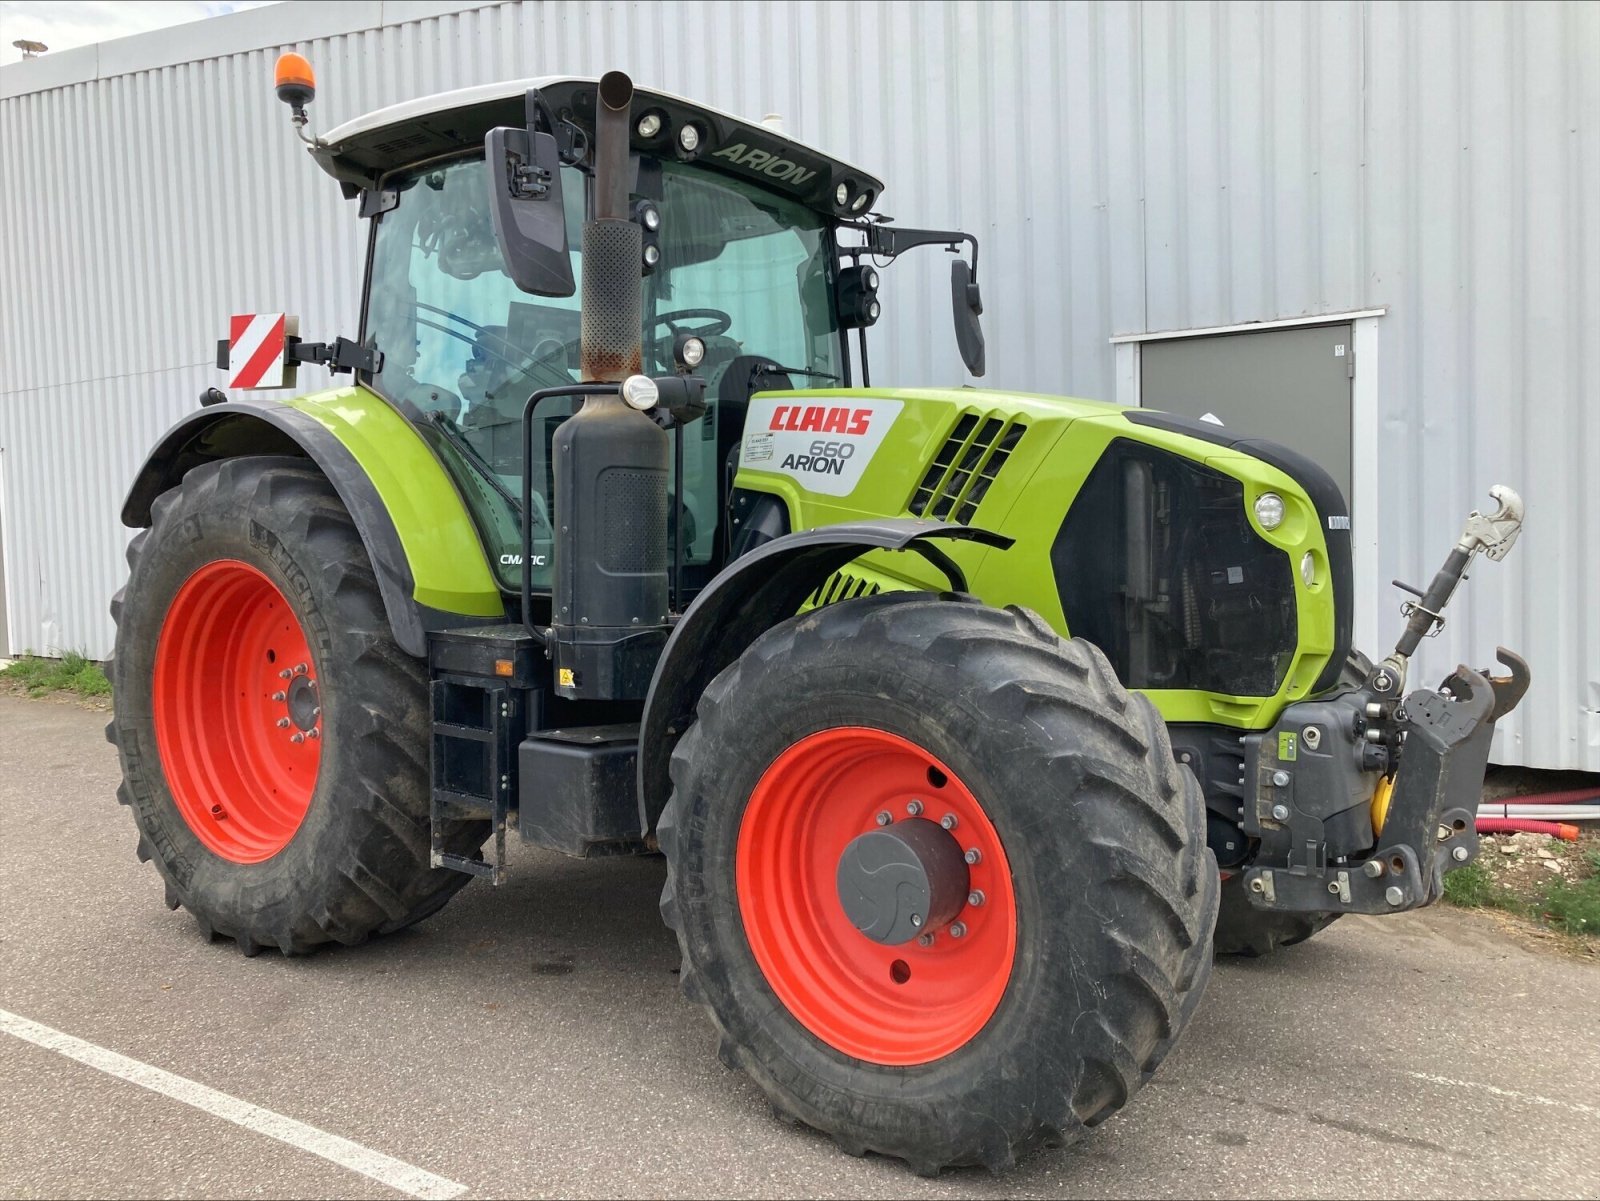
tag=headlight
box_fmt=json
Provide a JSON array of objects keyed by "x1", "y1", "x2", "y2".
[
  {"x1": 851, "y1": 191, "x2": 871, "y2": 212},
  {"x1": 678, "y1": 124, "x2": 701, "y2": 153},
  {"x1": 1254, "y1": 492, "x2": 1285, "y2": 531},
  {"x1": 642, "y1": 243, "x2": 661, "y2": 267},
  {"x1": 621, "y1": 375, "x2": 659, "y2": 411},
  {"x1": 1301, "y1": 551, "x2": 1317, "y2": 586},
  {"x1": 835, "y1": 182, "x2": 850, "y2": 208},
  {"x1": 863, "y1": 267, "x2": 879, "y2": 290},
  {"x1": 636, "y1": 112, "x2": 663, "y2": 139}
]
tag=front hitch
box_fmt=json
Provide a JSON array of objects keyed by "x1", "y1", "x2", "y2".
[
  {"x1": 1240, "y1": 485, "x2": 1529, "y2": 916},
  {"x1": 1244, "y1": 650, "x2": 1528, "y2": 914}
]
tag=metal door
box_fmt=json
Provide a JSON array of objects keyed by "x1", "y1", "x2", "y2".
[{"x1": 1140, "y1": 324, "x2": 1353, "y2": 500}]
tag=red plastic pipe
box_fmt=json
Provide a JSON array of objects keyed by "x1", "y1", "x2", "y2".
[
  {"x1": 1475, "y1": 818, "x2": 1581, "y2": 841},
  {"x1": 1497, "y1": 788, "x2": 1600, "y2": 806}
]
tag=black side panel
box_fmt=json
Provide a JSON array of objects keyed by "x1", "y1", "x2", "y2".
[
  {"x1": 121, "y1": 402, "x2": 430, "y2": 657},
  {"x1": 1122, "y1": 410, "x2": 1353, "y2": 693},
  {"x1": 636, "y1": 519, "x2": 1013, "y2": 834}
]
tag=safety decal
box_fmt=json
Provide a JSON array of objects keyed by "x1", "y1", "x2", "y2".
[
  {"x1": 741, "y1": 397, "x2": 904, "y2": 498},
  {"x1": 227, "y1": 313, "x2": 294, "y2": 389}
]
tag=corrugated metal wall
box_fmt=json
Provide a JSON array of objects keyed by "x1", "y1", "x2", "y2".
[{"x1": 1, "y1": 0, "x2": 1595, "y2": 768}]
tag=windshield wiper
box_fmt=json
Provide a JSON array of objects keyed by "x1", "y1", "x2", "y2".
[
  {"x1": 756, "y1": 364, "x2": 840, "y2": 383},
  {"x1": 427, "y1": 411, "x2": 522, "y2": 512}
]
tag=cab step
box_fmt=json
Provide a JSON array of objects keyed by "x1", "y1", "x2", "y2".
[{"x1": 427, "y1": 625, "x2": 541, "y2": 884}]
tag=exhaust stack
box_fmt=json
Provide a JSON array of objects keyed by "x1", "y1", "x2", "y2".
[
  {"x1": 552, "y1": 69, "x2": 670, "y2": 702},
  {"x1": 580, "y1": 70, "x2": 643, "y2": 382}
]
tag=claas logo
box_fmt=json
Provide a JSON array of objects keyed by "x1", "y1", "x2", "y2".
[{"x1": 768, "y1": 405, "x2": 873, "y2": 436}]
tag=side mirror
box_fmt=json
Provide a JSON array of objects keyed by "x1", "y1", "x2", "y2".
[
  {"x1": 486, "y1": 125, "x2": 576, "y2": 297},
  {"x1": 951, "y1": 259, "x2": 986, "y2": 377}
]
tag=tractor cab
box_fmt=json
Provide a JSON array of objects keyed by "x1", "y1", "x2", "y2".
[{"x1": 309, "y1": 77, "x2": 976, "y2": 601}]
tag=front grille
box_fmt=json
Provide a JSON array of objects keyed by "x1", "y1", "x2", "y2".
[
  {"x1": 908, "y1": 413, "x2": 1026, "y2": 524},
  {"x1": 807, "y1": 571, "x2": 882, "y2": 608}
]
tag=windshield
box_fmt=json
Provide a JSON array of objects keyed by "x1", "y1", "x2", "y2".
[{"x1": 364, "y1": 154, "x2": 840, "y2": 590}]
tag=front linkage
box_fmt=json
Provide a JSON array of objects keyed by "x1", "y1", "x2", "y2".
[{"x1": 1239, "y1": 487, "x2": 1529, "y2": 915}]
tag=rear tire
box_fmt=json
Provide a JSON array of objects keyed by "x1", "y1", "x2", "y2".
[
  {"x1": 658, "y1": 592, "x2": 1218, "y2": 1173},
  {"x1": 108, "y1": 456, "x2": 487, "y2": 954}
]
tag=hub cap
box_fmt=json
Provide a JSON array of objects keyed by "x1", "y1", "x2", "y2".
[
  {"x1": 152, "y1": 560, "x2": 322, "y2": 863},
  {"x1": 735, "y1": 727, "x2": 1017, "y2": 1065}
]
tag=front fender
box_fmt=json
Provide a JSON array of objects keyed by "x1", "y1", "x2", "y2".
[
  {"x1": 122, "y1": 390, "x2": 503, "y2": 656},
  {"x1": 635, "y1": 519, "x2": 1012, "y2": 834}
]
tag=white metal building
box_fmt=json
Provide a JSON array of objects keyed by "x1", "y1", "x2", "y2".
[{"x1": 0, "y1": 0, "x2": 1595, "y2": 770}]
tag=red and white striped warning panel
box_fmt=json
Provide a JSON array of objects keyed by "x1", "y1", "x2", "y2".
[{"x1": 226, "y1": 313, "x2": 297, "y2": 389}]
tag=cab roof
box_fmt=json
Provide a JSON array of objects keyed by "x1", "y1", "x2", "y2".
[{"x1": 311, "y1": 77, "x2": 885, "y2": 219}]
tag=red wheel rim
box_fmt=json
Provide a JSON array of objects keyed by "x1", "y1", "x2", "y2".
[
  {"x1": 736, "y1": 727, "x2": 1017, "y2": 1065},
  {"x1": 153, "y1": 559, "x2": 322, "y2": 863}
]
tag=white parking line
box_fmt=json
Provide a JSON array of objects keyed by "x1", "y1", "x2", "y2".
[
  {"x1": 1407, "y1": 1071, "x2": 1599, "y2": 1119},
  {"x1": 0, "y1": 1008, "x2": 468, "y2": 1200}
]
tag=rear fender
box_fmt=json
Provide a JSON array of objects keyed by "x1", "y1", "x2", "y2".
[
  {"x1": 122, "y1": 395, "x2": 503, "y2": 656},
  {"x1": 635, "y1": 519, "x2": 1013, "y2": 834}
]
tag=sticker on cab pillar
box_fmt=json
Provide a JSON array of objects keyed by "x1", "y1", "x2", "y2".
[
  {"x1": 1278, "y1": 731, "x2": 1298, "y2": 761},
  {"x1": 741, "y1": 397, "x2": 904, "y2": 498}
]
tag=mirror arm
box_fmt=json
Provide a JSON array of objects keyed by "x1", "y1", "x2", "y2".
[{"x1": 845, "y1": 223, "x2": 980, "y2": 281}]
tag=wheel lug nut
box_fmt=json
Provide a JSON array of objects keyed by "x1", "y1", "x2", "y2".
[
  {"x1": 875, "y1": 811, "x2": 892, "y2": 827},
  {"x1": 290, "y1": 732, "x2": 305, "y2": 744},
  {"x1": 906, "y1": 799, "x2": 923, "y2": 817},
  {"x1": 949, "y1": 922, "x2": 967, "y2": 938},
  {"x1": 306, "y1": 728, "x2": 320, "y2": 740},
  {"x1": 276, "y1": 718, "x2": 290, "y2": 729},
  {"x1": 967, "y1": 890, "x2": 985, "y2": 907},
  {"x1": 294, "y1": 663, "x2": 308, "y2": 676},
  {"x1": 917, "y1": 932, "x2": 935, "y2": 947},
  {"x1": 910, "y1": 913, "x2": 923, "y2": 928},
  {"x1": 940, "y1": 814, "x2": 958, "y2": 831},
  {"x1": 279, "y1": 669, "x2": 292, "y2": 680},
  {"x1": 963, "y1": 848, "x2": 982, "y2": 865},
  {"x1": 272, "y1": 691, "x2": 286, "y2": 702}
]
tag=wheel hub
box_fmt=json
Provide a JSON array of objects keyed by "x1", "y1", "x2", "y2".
[
  {"x1": 284, "y1": 671, "x2": 321, "y2": 731},
  {"x1": 836, "y1": 820, "x2": 969, "y2": 945}
]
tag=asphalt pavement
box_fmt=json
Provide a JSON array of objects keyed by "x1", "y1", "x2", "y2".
[{"x1": 1, "y1": 693, "x2": 1595, "y2": 1199}]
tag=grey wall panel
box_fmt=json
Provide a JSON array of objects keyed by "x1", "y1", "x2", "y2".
[{"x1": 0, "y1": 0, "x2": 1594, "y2": 768}]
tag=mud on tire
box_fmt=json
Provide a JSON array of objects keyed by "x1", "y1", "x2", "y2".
[
  {"x1": 107, "y1": 456, "x2": 486, "y2": 955},
  {"x1": 658, "y1": 591, "x2": 1219, "y2": 1174}
]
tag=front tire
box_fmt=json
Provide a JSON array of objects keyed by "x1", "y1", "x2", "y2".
[
  {"x1": 1212, "y1": 875, "x2": 1339, "y2": 957},
  {"x1": 108, "y1": 456, "x2": 486, "y2": 955},
  {"x1": 658, "y1": 593, "x2": 1218, "y2": 1173}
]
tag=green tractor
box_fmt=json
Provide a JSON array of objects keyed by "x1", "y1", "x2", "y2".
[{"x1": 108, "y1": 61, "x2": 1528, "y2": 1173}]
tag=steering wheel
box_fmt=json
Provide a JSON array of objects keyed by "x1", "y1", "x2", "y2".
[{"x1": 651, "y1": 307, "x2": 733, "y2": 338}]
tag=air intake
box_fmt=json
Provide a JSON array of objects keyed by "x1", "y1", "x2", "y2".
[{"x1": 908, "y1": 413, "x2": 1026, "y2": 524}]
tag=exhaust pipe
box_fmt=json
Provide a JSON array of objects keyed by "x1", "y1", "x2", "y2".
[
  {"x1": 552, "y1": 69, "x2": 669, "y2": 701},
  {"x1": 580, "y1": 70, "x2": 643, "y2": 382}
]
